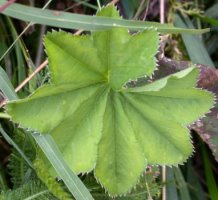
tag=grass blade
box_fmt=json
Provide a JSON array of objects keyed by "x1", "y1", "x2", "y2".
[
  {"x1": 5, "y1": 17, "x2": 27, "y2": 84},
  {"x1": 205, "y1": 3, "x2": 218, "y2": 19},
  {"x1": 174, "y1": 168, "x2": 191, "y2": 200},
  {"x1": 0, "y1": 125, "x2": 33, "y2": 169},
  {"x1": 0, "y1": 0, "x2": 209, "y2": 34},
  {"x1": 201, "y1": 143, "x2": 218, "y2": 200},
  {"x1": 174, "y1": 14, "x2": 214, "y2": 67},
  {"x1": 32, "y1": 133, "x2": 94, "y2": 200},
  {"x1": 166, "y1": 167, "x2": 179, "y2": 200},
  {"x1": 0, "y1": 66, "x2": 18, "y2": 100},
  {"x1": 186, "y1": 161, "x2": 207, "y2": 200},
  {"x1": 197, "y1": 15, "x2": 218, "y2": 27}
]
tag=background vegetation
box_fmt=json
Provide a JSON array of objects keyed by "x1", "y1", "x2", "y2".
[{"x1": 0, "y1": 0, "x2": 218, "y2": 199}]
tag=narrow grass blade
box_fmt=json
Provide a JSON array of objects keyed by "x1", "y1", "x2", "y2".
[
  {"x1": 186, "y1": 161, "x2": 207, "y2": 200},
  {"x1": 205, "y1": 3, "x2": 218, "y2": 19},
  {"x1": 32, "y1": 133, "x2": 94, "y2": 200},
  {"x1": 0, "y1": 66, "x2": 18, "y2": 100},
  {"x1": 174, "y1": 14, "x2": 214, "y2": 67},
  {"x1": 197, "y1": 15, "x2": 218, "y2": 27},
  {"x1": 174, "y1": 168, "x2": 191, "y2": 200},
  {"x1": 166, "y1": 167, "x2": 179, "y2": 200},
  {"x1": 201, "y1": 143, "x2": 218, "y2": 200},
  {"x1": 5, "y1": 17, "x2": 27, "y2": 84},
  {"x1": 0, "y1": 0, "x2": 209, "y2": 34},
  {"x1": 120, "y1": 0, "x2": 140, "y2": 19},
  {"x1": 0, "y1": 125, "x2": 33, "y2": 169},
  {"x1": 73, "y1": 0, "x2": 98, "y2": 10}
]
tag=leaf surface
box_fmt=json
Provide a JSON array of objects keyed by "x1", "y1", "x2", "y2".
[
  {"x1": 6, "y1": 5, "x2": 214, "y2": 196},
  {"x1": 0, "y1": 0, "x2": 210, "y2": 34},
  {"x1": 157, "y1": 57, "x2": 218, "y2": 162}
]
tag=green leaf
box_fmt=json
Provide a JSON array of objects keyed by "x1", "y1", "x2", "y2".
[
  {"x1": 0, "y1": 66, "x2": 18, "y2": 100},
  {"x1": 6, "y1": 5, "x2": 214, "y2": 196},
  {"x1": 0, "y1": 0, "x2": 209, "y2": 34},
  {"x1": 174, "y1": 14, "x2": 214, "y2": 67},
  {"x1": 32, "y1": 134, "x2": 94, "y2": 200}
]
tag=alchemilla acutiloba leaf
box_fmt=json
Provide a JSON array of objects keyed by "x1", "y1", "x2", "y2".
[{"x1": 6, "y1": 5, "x2": 214, "y2": 196}]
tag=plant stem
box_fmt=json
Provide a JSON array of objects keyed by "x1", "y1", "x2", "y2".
[
  {"x1": 133, "y1": 0, "x2": 146, "y2": 19},
  {"x1": 15, "y1": 59, "x2": 48, "y2": 92},
  {"x1": 145, "y1": 180, "x2": 153, "y2": 200},
  {"x1": 0, "y1": 0, "x2": 16, "y2": 13},
  {"x1": 96, "y1": 0, "x2": 101, "y2": 10},
  {"x1": 160, "y1": 2, "x2": 166, "y2": 200},
  {"x1": 162, "y1": 166, "x2": 166, "y2": 200},
  {"x1": 160, "y1": 0, "x2": 165, "y2": 23},
  {"x1": 142, "y1": 0, "x2": 150, "y2": 21}
]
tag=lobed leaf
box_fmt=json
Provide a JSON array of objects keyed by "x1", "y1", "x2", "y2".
[{"x1": 6, "y1": 5, "x2": 214, "y2": 196}]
